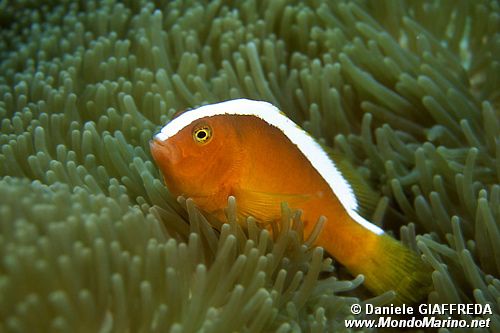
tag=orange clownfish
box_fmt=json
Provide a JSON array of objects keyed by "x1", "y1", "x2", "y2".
[{"x1": 150, "y1": 99, "x2": 432, "y2": 303}]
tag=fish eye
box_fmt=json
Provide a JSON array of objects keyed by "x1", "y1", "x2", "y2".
[{"x1": 192, "y1": 124, "x2": 212, "y2": 144}]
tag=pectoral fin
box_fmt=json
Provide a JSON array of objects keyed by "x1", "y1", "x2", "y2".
[{"x1": 233, "y1": 188, "x2": 312, "y2": 222}]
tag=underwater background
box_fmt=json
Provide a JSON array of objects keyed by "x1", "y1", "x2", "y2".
[{"x1": 0, "y1": 0, "x2": 499, "y2": 332}]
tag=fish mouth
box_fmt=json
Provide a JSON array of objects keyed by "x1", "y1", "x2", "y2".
[
  {"x1": 149, "y1": 137, "x2": 164, "y2": 150},
  {"x1": 150, "y1": 138, "x2": 181, "y2": 164},
  {"x1": 149, "y1": 138, "x2": 163, "y2": 162}
]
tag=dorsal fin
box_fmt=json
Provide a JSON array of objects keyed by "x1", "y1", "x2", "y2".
[{"x1": 321, "y1": 144, "x2": 380, "y2": 216}]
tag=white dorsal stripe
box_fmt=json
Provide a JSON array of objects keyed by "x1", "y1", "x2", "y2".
[{"x1": 155, "y1": 99, "x2": 384, "y2": 235}]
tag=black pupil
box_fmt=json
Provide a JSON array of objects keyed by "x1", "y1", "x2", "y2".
[{"x1": 197, "y1": 130, "x2": 207, "y2": 139}]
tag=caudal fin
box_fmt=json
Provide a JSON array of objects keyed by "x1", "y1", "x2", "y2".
[{"x1": 349, "y1": 234, "x2": 433, "y2": 304}]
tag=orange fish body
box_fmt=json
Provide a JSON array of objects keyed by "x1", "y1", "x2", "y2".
[{"x1": 151, "y1": 99, "x2": 432, "y2": 303}]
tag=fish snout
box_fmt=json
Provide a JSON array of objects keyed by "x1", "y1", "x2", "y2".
[{"x1": 150, "y1": 137, "x2": 181, "y2": 165}]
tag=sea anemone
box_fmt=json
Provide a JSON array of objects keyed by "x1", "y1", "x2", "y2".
[{"x1": 1, "y1": 0, "x2": 499, "y2": 332}]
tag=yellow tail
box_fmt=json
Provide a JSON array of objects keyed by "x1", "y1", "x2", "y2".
[{"x1": 347, "y1": 234, "x2": 433, "y2": 304}]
